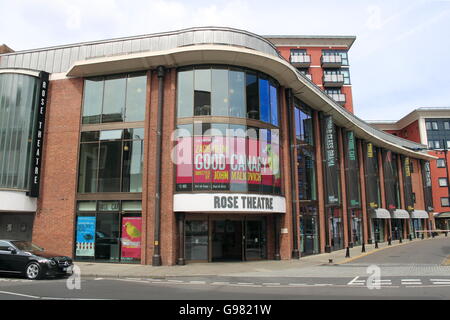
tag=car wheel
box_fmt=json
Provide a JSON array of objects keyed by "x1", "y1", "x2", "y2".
[{"x1": 25, "y1": 262, "x2": 42, "y2": 280}]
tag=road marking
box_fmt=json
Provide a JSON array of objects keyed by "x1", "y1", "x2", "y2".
[
  {"x1": 402, "y1": 279, "x2": 422, "y2": 285},
  {"x1": 167, "y1": 280, "x2": 184, "y2": 283},
  {"x1": 211, "y1": 282, "x2": 229, "y2": 285},
  {"x1": 0, "y1": 290, "x2": 40, "y2": 299},
  {"x1": 347, "y1": 276, "x2": 363, "y2": 285},
  {"x1": 189, "y1": 280, "x2": 206, "y2": 285},
  {"x1": 94, "y1": 278, "x2": 103, "y2": 281},
  {"x1": 262, "y1": 283, "x2": 281, "y2": 286}
]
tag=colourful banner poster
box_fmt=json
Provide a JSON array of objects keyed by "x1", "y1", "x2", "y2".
[
  {"x1": 193, "y1": 136, "x2": 212, "y2": 190},
  {"x1": 76, "y1": 216, "x2": 96, "y2": 257},
  {"x1": 271, "y1": 131, "x2": 281, "y2": 193},
  {"x1": 247, "y1": 135, "x2": 261, "y2": 192},
  {"x1": 230, "y1": 136, "x2": 247, "y2": 189},
  {"x1": 260, "y1": 129, "x2": 273, "y2": 192},
  {"x1": 211, "y1": 135, "x2": 229, "y2": 190},
  {"x1": 121, "y1": 217, "x2": 142, "y2": 260},
  {"x1": 175, "y1": 135, "x2": 193, "y2": 191}
]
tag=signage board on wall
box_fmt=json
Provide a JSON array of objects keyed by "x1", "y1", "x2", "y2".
[
  {"x1": 173, "y1": 193, "x2": 286, "y2": 213},
  {"x1": 27, "y1": 71, "x2": 49, "y2": 198}
]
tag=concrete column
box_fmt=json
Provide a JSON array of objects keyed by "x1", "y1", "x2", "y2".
[
  {"x1": 378, "y1": 150, "x2": 390, "y2": 242},
  {"x1": 397, "y1": 156, "x2": 408, "y2": 239}
]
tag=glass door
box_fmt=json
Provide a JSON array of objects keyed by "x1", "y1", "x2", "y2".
[
  {"x1": 185, "y1": 220, "x2": 208, "y2": 261},
  {"x1": 244, "y1": 218, "x2": 267, "y2": 260}
]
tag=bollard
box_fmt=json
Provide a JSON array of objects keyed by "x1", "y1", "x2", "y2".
[
  {"x1": 329, "y1": 259, "x2": 333, "y2": 264},
  {"x1": 345, "y1": 247, "x2": 350, "y2": 258},
  {"x1": 388, "y1": 237, "x2": 392, "y2": 246},
  {"x1": 399, "y1": 236, "x2": 402, "y2": 243},
  {"x1": 432, "y1": 232, "x2": 435, "y2": 238},
  {"x1": 362, "y1": 243, "x2": 366, "y2": 253},
  {"x1": 445, "y1": 232, "x2": 448, "y2": 237},
  {"x1": 375, "y1": 240, "x2": 379, "y2": 249},
  {"x1": 409, "y1": 234, "x2": 412, "y2": 241},
  {"x1": 421, "y1": 233, "x2": 424, "y2": 240}
]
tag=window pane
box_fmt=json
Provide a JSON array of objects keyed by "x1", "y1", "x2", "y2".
[
  {"x1": 82, "y1": 78, "x2": 103, "y2": 124},
  {"x1": 229, "y1": 70, "x2": 245, "y2": 118},
  {"x1": 194, "y1": 68, "x2": 211, "y2": 116},
  {"x1": 78, "y1": 143, "x2": 99, "y2": 193},
  {"x1": 185, "y1": 220, "x2": 208, "y2": 260},
  {"x1": 102, "y1": 76, "x2": 126, "y2": 122},
  {"x1": 211, "y1": 68, "x2": 228, "y2": 116},
  {"x1": 246, "y1": 72, "x2": 259, "y2": 120},
  {"x1": 432, "y1": 122, "x2": 438, "y2": 130},
  {"x1": 95, "y1": 213, "x2": 120, "y2": 262},
  {"x1": 81, "y1": 131, "x2": 100, "y2": 142},
  {"x1": 426, "y1": 122, "x2": 431, "y2": 130},
  {"x1": 177, "y1": 70, "x2": 194, "y2": 118},
  {"x1": 295, "y1": 107, "x2": 301, "y2": 139},
  {"x1": 259, "y1": 77, "x2": 270, "y2": 123},
  {"x1": 270, "y1": 83, "x2": 278, "y2": 126},
  {"x1": 98, "y1": 141, "x2": 122, "y2": 192},
  {"x1": 125, "y1": 74, "x2": 146, "y2": 122},
  {"x1": 122, "y1": 140, "x2": 143, "y2": 192},
  {"x1": 77, "y1": 201, "x2": 96, "y2": 212},
  {"x1": 100, "y1": 130, "x2": 123, "y2": 141}
]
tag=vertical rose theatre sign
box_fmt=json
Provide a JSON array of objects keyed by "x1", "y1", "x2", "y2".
[{"x1": 28, "y1": 71, "x2": 49, "y2": 198}]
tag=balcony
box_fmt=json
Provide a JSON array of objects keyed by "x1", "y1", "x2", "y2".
[
  {"x1": 321, "y1": 54, "x2": 342, "y2": 68},
  {"x1": 290, "y1": 54, "x2": 311, "y2": 68},
  {"x1": 327, "y1": 93, "x2": 346, "y2": 105},
  {"x1": 323, "y1": 74, "x2": 344, "y2": 87}
]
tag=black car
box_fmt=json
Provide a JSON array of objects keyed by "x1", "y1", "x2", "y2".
[{"x1": 0, "y1": 240, "x2": 74, "y2": 280}]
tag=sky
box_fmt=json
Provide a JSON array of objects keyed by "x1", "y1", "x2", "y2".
[{"x1": 1, "y1": 0, "x2": 449, "y2": 121}]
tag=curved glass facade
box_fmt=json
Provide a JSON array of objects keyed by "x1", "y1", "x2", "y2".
[
  {"x1": 177, "y1": 66, "x2": 279, "y2": 126},
  {"x1": 175, "y1": 124, "x2": 281, "y2": 195},
  {"x1": 0, "y1": 73, "x2": 39, "y2": 191},
  {"x1": 176, "y1": 66, "x2": 282, "y2": 195}
]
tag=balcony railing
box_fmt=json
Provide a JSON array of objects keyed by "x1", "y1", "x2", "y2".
[
  {"x1": 290, "y1": 54, "x2": 311, "y2": 67},
  {"x1": 323, "y1": 74, "x2": 344, "y2": 87},
  {"x1": 321, "y1": 54, "x2": 342, "y2": 68},
  {"x1": 327, "y1": 93, "x2": 346, "y2": 105}
]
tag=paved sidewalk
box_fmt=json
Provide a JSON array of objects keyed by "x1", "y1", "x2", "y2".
[{"x1": 76, "y1": 235, "x2": 448, "y2": 278}]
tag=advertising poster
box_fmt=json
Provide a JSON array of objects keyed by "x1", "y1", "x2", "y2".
[
  {"x1": 272, "y1": 131, "x2": 281, "y2": 193},
  {"x1": 365, "y1": 142, "x2": 379, "y2": 209},
  {"x1": 260, "y1": 129, "x2": 273, "y2": 192},
  {"x1": 322, "y1": 116, "x2": 340, "y2": 205},
  {"x1": 211, "y1": 135, "x2": 229, "y2": 190},
  {"x1": 76, "y1": 216, "x2": 96, "y2": 257},
  {"x1": 247, "y1": 133, "x2": 261, "y2": 192},
  {"x1": 403, "y1": 156, "x2": 414, "y2": 211},
  {"x1": 175, "y1": 135, "x2": 193, "y2": 191},
  {"x1": 193, "y1": 136, "x2": 211, "y2": 190},
  {"x1": 230, "y1": 135, "x2": 247, "y2": 190},
  {"x1": 345, "y1": 131, "x2": 361, "y2": 208},
  {"x1": 121, "y1": 217, "x2": 142, "y2": 260}
]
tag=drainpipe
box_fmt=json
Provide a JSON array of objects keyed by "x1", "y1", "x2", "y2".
[
  {"x1": 286, "y1": 89, "x2": 300, "y2": 259},
  {"x1": 152, "y1": 66, "x2": 165, "y2": 266}
]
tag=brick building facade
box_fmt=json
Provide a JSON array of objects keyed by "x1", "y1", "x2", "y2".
[{"x1": 0, "y1": 27, "x2": 436, "y2": 265}]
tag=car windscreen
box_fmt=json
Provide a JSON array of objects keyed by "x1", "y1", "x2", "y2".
[{"x1": 11, "y1": 241, "x2": 44, "y2": 252}]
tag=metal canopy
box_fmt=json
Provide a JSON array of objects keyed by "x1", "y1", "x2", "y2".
[
  {"x1": 391, "y1": 209, "x2": 410, "y2": 219},
  {"x1": 410, "y1": 210, "x2": 429, "y2": 219},
  {"x1": 369, "y1": 208, "x2": 391, "y2": 219}
]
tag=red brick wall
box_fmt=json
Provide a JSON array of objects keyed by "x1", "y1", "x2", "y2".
[
  {"x1": 33, "y1": 78, "x2": 83, "y2": 256},
  {"x1": 428, "y1": 150, "x2": 450, "y2": 214}
]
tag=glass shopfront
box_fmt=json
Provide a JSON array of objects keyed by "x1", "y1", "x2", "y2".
[
  {"x1": 184, "y1": 216, "x2": 268, "y2": 262},
  {"x1": 299, "y1": 205, "x2": 319, "y2": 256},
  {"x1": 330, "y1": 208, "x2": 344, "y2": 251},
  {"x1": 371, "y1": 218, "x2": 385, "y2": 243},
  {"x1": 75, "y1": 200, "x2": 142, "y2": 263},
  {"x1": 350, "y1": 209, "x2": 363, "y2": 246}
]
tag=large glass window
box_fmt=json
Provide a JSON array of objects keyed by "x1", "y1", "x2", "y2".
[
  {"x1": 82, "y1": 72, "x2": 147, "y2": 124},
  {"x1": 0, "y1": 73, "x2": 39, "y2": 191},
  {"x1": 177, "y1": 66, "x2": 279, "y2": 125},
  {"x1": 78, "y1": 128, "x2": 144, "y2": 193}
]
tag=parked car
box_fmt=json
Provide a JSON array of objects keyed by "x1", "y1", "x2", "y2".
[{"x1": 0, "y1": 240, "x2": 73, "y2": 280}]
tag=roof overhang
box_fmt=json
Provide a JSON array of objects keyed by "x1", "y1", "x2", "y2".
[
  {"x1": 66, "y1": 44, "x2": 434, "y2": 161},
  {"x1": 369, "y1": 208, "x2": 391, "y2": 219},
  {"x1": 411, "y1": 210, "x2": 430, "y2": 219}
]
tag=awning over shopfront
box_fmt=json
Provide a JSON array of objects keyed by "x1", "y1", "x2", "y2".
[
  {"x1": 434, "y1": 212, "x2": 450, "y2": 219},
  {"x1": 391, "y1": 209, "x2": 410, "y2": 219},
  {"x1": 369, "y1": 208, "x2": 391, "y2": 219},
  {"x1": 411, "y1": 210, "x2": 429, "y2": 219}
]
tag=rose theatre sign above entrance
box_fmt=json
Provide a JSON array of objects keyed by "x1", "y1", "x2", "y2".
[{"x1": 173, "y1": 194, "x2": 286, "y2": 213}]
